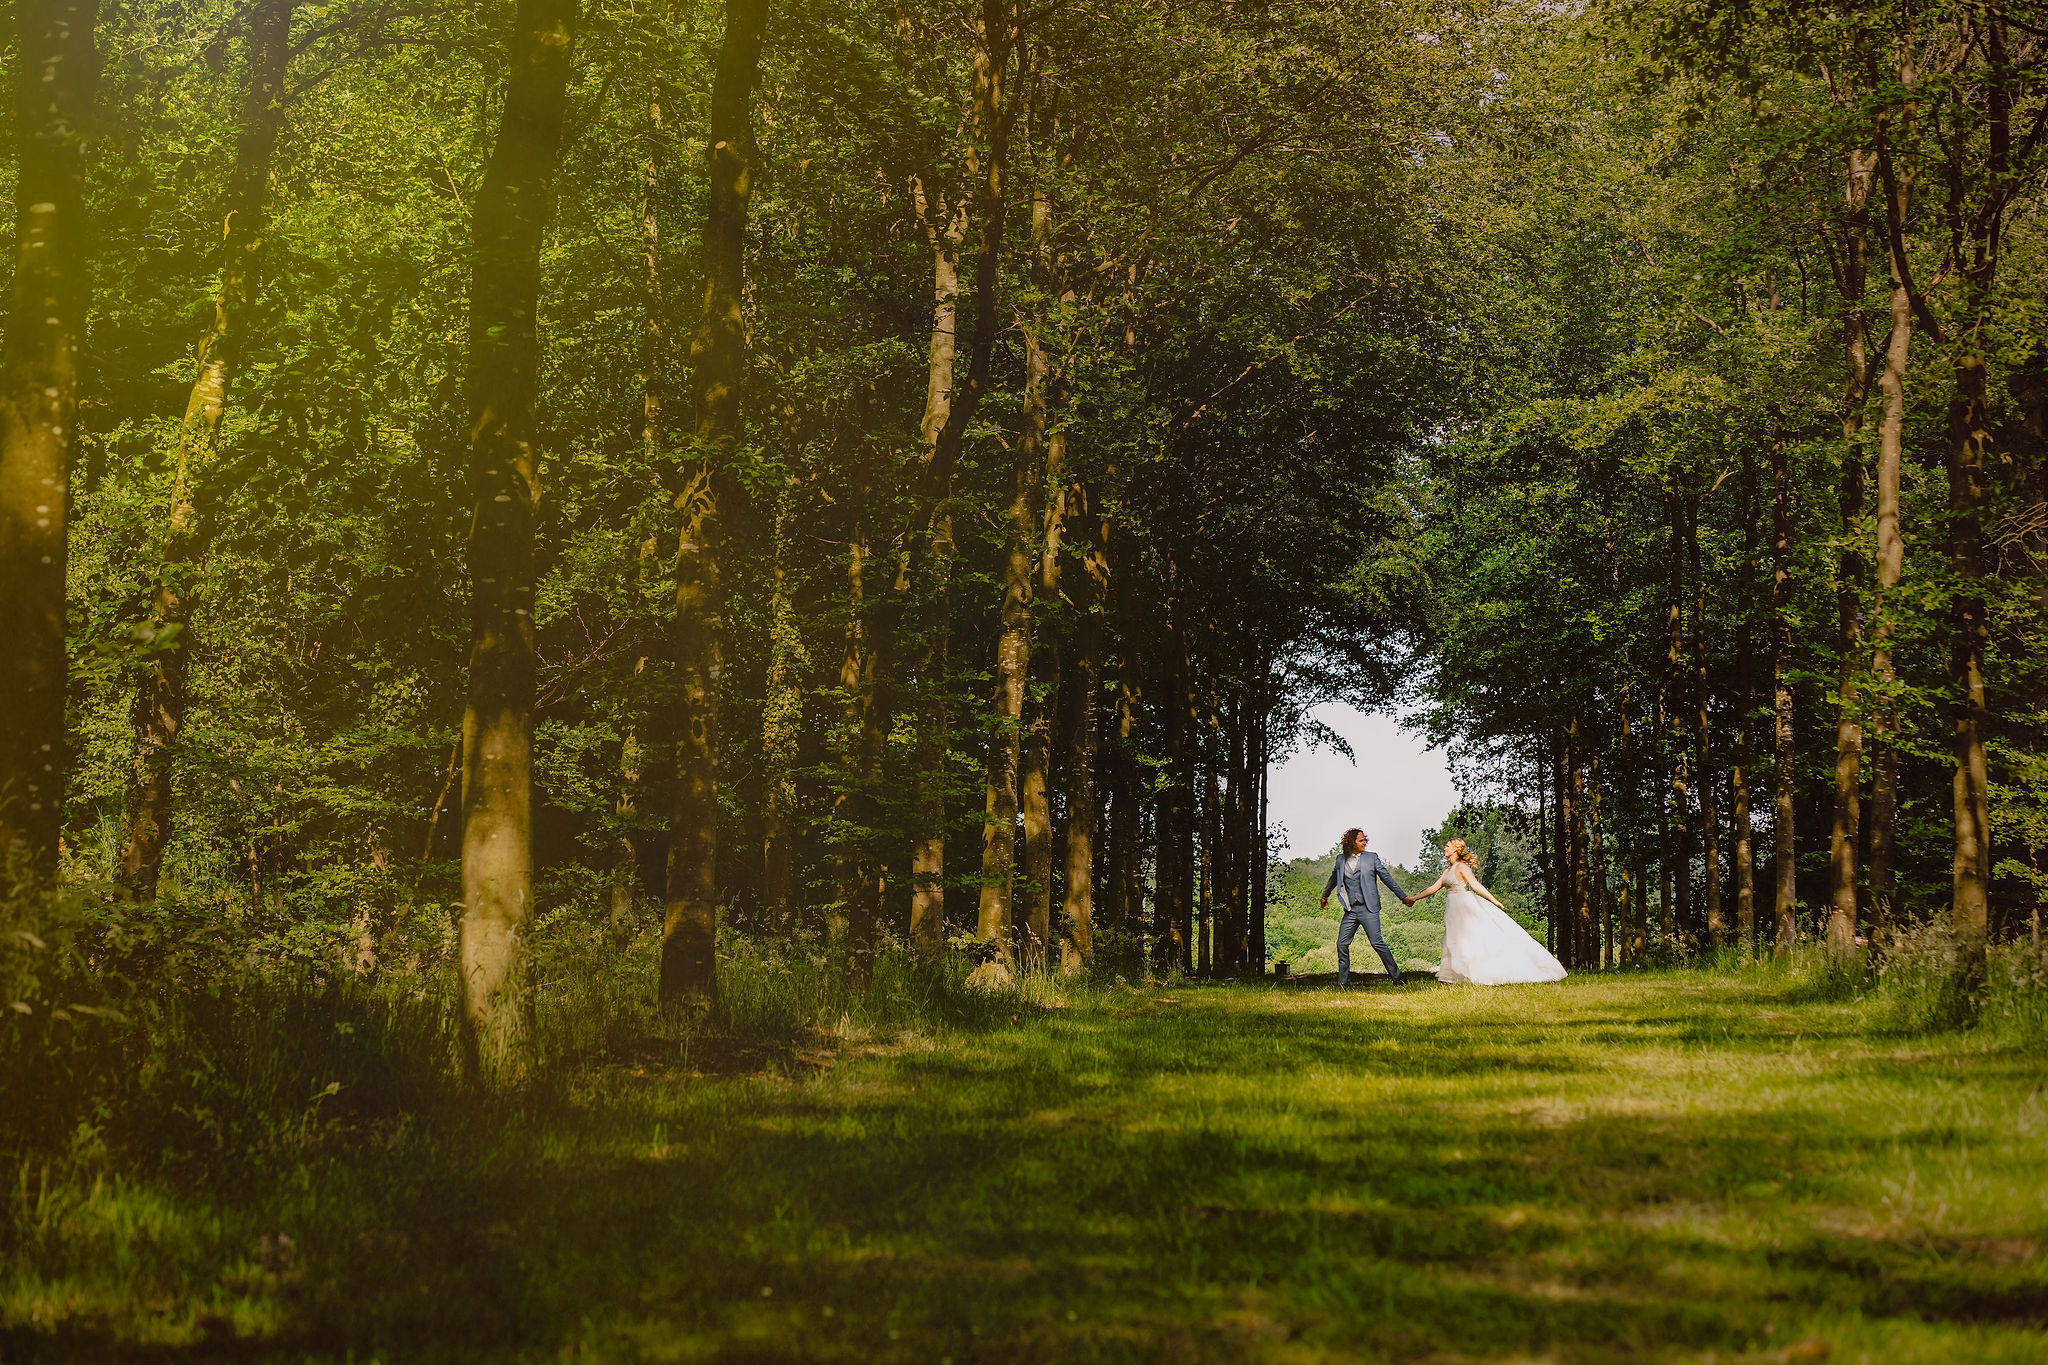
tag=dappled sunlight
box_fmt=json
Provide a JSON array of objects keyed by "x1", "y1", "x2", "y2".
[{"x1": 5, "y1": 971, "x2": 2043, "y2": 1361}]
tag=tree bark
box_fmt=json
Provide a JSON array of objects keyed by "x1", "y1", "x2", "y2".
[
  {"x1": 975, "y1": 296, "x2": 1045, "y2": 960},
  {"x1": 906, "y1": 169, "x2": 967, "y2": 958},
  {"x1": 831, "y1": 449, "x2": 872, "y2": 945},
  {"x1": 1825, "y1": 146, "x2": 1876, "y2": 952},
  {"x1": 456, "y1": 0, "x2": 576, "y2": 1081},
  {"x1": 1770, "y1": 425, "x2": 1799, "y2": 953},
  {"x1": 1868, "y1": 61, "x2": 1918, "y2": 932},
  {"x1": 662, "y1": 0, "x2": 767, "y2": 1009},
  {"x1": 118, "y1": 0, "x2": 292, "y2": 898},
  {"x1": 893, "y1": 3, "x2": 1019, "y2": 955},
  {"x1": 1733, "y1": 442, "x2": 1758, "y2": 952},
  {"x1": 1664, "y1": 486, "x2": 1692, "y2": 946},
  {"x1": 1019, "y1": 424, "x2": 1063, "y2": 970},
  {"x1": 1690, "y1": 489, "x2": 1724, "y2": 942},
  {"x1": 0, "y1": 0, "x2": 96, "y2": 884},
  {"x1": 760, "y1": 480, "x2": 805, "y2": 928},
  {"x1": 1058, "y1": 481, "x2": 1106, "y2": 970},
  {"x1": 1198, "y1": 757, "x2": 1216, "y2": 975}
]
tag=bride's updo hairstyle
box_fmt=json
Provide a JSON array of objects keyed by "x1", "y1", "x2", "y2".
[{"x1": 1444, "y1": 837, "x2": 1479, "y2": 865}]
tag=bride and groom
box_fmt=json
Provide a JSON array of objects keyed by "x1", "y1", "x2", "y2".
[{"x1": 1319, "y1": 828, "x2": 1566, "y2": 986}]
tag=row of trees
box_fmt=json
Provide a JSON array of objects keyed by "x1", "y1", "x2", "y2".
[
  {"x1": 0, "y1": 0, "x2": 1486, "y2": 1079},
  {"x1": 1416, "y1": 0, "x2": 2047, "y2": 970}
]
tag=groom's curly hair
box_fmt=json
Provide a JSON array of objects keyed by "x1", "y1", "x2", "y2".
[{"x1": 1341, "y1": 828, "x2": 1365, "y2": 850}]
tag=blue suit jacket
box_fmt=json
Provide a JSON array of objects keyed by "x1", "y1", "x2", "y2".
[{"x1": 1324, "y1": 851, "x2": 1405, "y2": 915}]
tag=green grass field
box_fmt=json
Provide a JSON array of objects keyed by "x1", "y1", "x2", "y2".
[{"x1": 8, "y1": 967, "x2": 2047, "y2": 1362}]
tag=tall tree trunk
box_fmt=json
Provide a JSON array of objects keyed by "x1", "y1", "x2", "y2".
[
  {"x1": 1733, "y1": 443, "x2": 1759, "y2": 952},
  {"x1": 1019, "y1": 429, "x2": 1062, "y2": 969},
  {"x1": 906, "y1": 170, "x2": 967, "y2": 958},
  {"x1": 759, "y1": 480, "x2": 804, "y2": 928},
  {"x1": 1253, "y1": 688, "x2": 1270, "y2": 974},
  {"x1": 1664, "y1": 487, "x2": 1692, "y2": 946},
  {"x1": 1868, "y1": 61, "x2": 1918, "y2": 932},
  {"x1": 1058, "y1": 482, "x2": 1105, "y2": 970},
  {"x1": 663, "y1": 0, "x2": 766, "y2": 1009},
  {"x1": 1569, "y1": 717, "x2": 1593, "y2": 968},
  {"x1": 1150, "y1": 617, "x2": 1189, "y2": 973},
  {"x1": 1950, "y1": 348, "x2": 1995, "y2": 948},
  {"x1": 1825, "y1": 146, "x2": 1875, "y2": 952},
  {"x1": 901, "y1": 2, "x2": 1019, "y2": 956},
  {"x1": 118, "y1": 0, "x2": 292, "y2": 897},
  {"x1": 1198, "y1": 757, "x2": 1216, "y2": 975},
  {"x1": 1770, "y1": 425, "x2": 1799, "y2": 953},
  {"x1": 456, "y1": 0, "x2": 576, "y2": 1081},
  {"x1": 976, "y1": 302, "x2": 1046, "y2": 961},
  {"x1": 0, "y1": 0, "x2": 94, "y2": 885},
  {"x1": 1944, "y1": 41, "x2": 2007, "y2": 951},
  {"x1": 831, "y1": 449, "x2": 872, "y2": 944},
  {"x1": 1690, "y1": 490, "x2": 1724, "y2": 942},
  {"x1": 616, "y1": 68, "x2": 665, "y2": 939}
]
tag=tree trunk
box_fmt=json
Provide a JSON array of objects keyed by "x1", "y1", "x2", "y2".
[
  {"x1": 831, "y1": 450, "x2": 872, "y2": 944},
  {"x1": 456, "y1": 0, "x2": 576, "y2": 1081},
  {"x1": 1770, "y1": 426, "x2": 1799, "y2": 953},
  {"x1": 906, "y1": 170, "x2": 967, "y2": 959},
  {"x1": 1664, "y1": 487, "x2": 1692, "y2": 947},
  {"x1": 0, "y1": 0, "x2": 94, "y2": 884},
  {"x1": 760, "y1": 480, "x2": 805, "y2": 929},
  {"x1": 118, "y1": 0, "x2": 292, "y2": 897},
  {"x1": 1733, "y1": 443, "x2": 1758, "y2": 952},
  {"x1": 662, "y1": 0, "x2": 766, "y2": 1009},
  {"x1": 898, "y1": 3, "x2": 1020, "y2": 956},
  {"x1": 1198, "y1": 759, "x2": 1216, "y2": 975},
  {"x1": 616, "y1": 70, "x2": 665, "y2": 941},
  {"x1": 1690, "y1": 490, "x2": 1724, "y2": 942},
  {"x1": 1950, "y1": 348, "x2": 1995, "y2": 948},
  {"x1": 1825, "y1": 146, "x2": 1875, "y2": 952},
  {"x1": 1944, "y1": 40, "x2": 2008, "y2": 951},
  {"x1": 1019, "y1": 444, "x2": 1061, "y2": 970},
  {"x1": 976, "y1": 332, "x2": 1044, "y2": 958},
  {"x1": 1058, "y1": 482, "x2": 1106, "y2": 970},
  {"x1": 1245, "y1": 695, "x2": 1261, "y2": 970},
  {"x1": 1869, "y1": 64, "x2": 1918, "y2": 932}
]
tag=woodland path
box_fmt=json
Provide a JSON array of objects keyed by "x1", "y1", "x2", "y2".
[{"x1": 47, "y1": 974, "x2": 2048, "y2": 1363}]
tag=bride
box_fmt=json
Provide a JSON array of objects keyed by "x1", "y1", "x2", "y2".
[{"x1": 1404, "y1": 838, "x2": 1566, "y2": 985}]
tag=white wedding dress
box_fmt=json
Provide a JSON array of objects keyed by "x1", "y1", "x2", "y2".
[{"x1": 1436, "y1": 878, "x2": 1567, "y2": 986}]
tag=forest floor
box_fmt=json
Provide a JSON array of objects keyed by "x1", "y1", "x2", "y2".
[{"x1": 9, "y1": 968, "x2": 2048, "y2": 1363}]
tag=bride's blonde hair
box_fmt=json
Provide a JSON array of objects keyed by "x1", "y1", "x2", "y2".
[{"x1": 1444, "y1": 837, "x2": 1479, "y2": 866}]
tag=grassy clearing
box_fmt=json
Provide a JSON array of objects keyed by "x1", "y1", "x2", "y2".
[{"x1": 5, "y1": 962, "x2": 2046, "y2": 1363}]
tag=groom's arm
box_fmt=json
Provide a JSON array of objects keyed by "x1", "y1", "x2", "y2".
[
  {"x1": 1375, "y1": 860, "x2": 1407, "y2": 901},
  {"x1": 1320, "y1": 862, "x2": 1341, "y2": 909}
]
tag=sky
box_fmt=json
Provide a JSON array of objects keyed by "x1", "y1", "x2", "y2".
[{"x1": 1266, "y1": 703, "x2": 1461, "y2": 869}]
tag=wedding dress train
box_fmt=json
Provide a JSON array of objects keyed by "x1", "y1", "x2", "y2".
[{"x1": 1436, "y1": 887, "x2": 1566, "y2": 985}]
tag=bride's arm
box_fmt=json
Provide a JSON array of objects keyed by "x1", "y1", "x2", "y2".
[
  {"x1": 1467, "y1": 873, "x2": 1508, "y2": 910},
  {"x1": 1403, "y1": 870, "x2": 1450, "y2": 906}
]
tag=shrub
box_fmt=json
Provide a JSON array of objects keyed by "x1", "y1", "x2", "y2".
[
  {"x1": 1983, "y1": 934, "x2": 2048, "y2": 1048},
  {"x1": 1872, "y1": 916, "x2": 1982, "y2": 1033}
]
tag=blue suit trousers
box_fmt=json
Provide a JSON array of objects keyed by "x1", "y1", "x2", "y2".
[{"x1": 1336, "y1": 905, "x2": 1404, "y2": 985}]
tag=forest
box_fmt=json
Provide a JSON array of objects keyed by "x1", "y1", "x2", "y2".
[{"x1": 2, "y1": 0, "x2": 2045, "y2": 1358}]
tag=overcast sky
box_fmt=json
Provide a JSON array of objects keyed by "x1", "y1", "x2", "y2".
[{"x1": 1267, "y1": 703, "x2": 1460, "y2": 868}]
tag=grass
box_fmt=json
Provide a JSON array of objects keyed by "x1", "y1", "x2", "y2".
[{"x1": 5, "y1": 961, "x2": 2047, "y2": 1362}]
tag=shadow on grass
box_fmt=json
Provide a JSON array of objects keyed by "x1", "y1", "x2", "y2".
[{"x1": 7, "y1": 976, "x2": 2045, "y2": 1363}]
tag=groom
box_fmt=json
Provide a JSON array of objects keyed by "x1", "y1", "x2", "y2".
[{"x1": 1320, "y1": 828, "x2": 1407, "y2": 987}]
